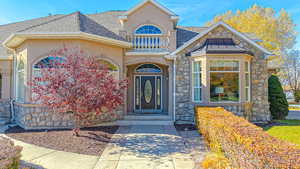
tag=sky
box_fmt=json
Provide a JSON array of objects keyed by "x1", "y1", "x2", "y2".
[{"x1": 0, "y1": 0, "x2": 299, "y2": 49}]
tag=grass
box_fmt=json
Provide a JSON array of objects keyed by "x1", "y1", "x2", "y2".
[
  {"x1": 264, "y1": 120, "x2": 300, "y2": 148},
  {"x1": 289, "y1": 107, "x2": 300, "y2": 111}
]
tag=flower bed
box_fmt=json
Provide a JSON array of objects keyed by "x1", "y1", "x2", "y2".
[
  {"x1": 195, "y1": 107, "x2": 300, "y2": 169},
  {"x1": 0, "y1": 137, "x2": 22, "y2": 169}
]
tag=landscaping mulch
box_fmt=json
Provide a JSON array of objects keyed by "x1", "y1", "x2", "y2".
[{"x1": 5, "y1": 126, "x2": 119, "y2": 156}]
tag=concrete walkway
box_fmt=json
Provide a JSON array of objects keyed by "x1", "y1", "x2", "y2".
[{"x1": 1, "y1": 125, "x2": 208, "y2": 169}]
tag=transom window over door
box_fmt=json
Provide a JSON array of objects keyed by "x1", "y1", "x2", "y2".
[
  {"x1": 210, "y1": 60, "x2": 240, "y2": 102},
  {"x1": 136, "y1": 64, "x2": 161, "y2": 73}
]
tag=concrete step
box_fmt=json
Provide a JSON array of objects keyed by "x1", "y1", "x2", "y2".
[
  {"x1": 116, "y1": 120, "x2": 174, "y2": 126},
  {"x1": 124, "y1": 115, "x2": 172, "y2": 121}
]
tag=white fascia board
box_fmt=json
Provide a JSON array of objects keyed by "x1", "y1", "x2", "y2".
[{"x1": 3, "y1": 32, "x2": 132, "y2": 49}]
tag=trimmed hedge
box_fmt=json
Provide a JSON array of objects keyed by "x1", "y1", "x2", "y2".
[
  {"x1": 0, "y1": 137, "x2": 22, "y2": 169},
  {"x1": 195, "y1": 107, "x2": 300, "y2": 169}
]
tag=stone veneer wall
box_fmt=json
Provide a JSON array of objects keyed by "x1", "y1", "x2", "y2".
[
  {"x1": 14, "y1": 103, "x2": 124, "y2": 129},
  {"x1": 0, "y1": 99, "x2": 11, "y2": 119},
  {"x1": 175, "y1": 25, "x2": 270, "y2": 123}
]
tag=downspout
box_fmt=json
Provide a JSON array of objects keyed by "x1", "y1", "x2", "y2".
[
  {"x1": 10, "y1": 100, "x2": 15, "y2": 122},
  {"x1": 10, "y1": 49, "x2": 17, "y2": 123},
  {"x1": 173, "y1": 57, "x2": 176, "y2": 123}
]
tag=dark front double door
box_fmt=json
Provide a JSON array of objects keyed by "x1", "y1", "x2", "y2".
[{"x1": 135, "y1": 75, "x2": 162, "y2": 113}]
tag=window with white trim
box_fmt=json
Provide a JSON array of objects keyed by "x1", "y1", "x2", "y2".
[
  {"x1": 192, "y1": 61, "x2": 202, "y2": 102},
  {"x1": 209, "y1": 60, "x2": 240, "y2": 102},
  {"x1": 245, "y1": 61, "x2": 251, "y2": 101},
  {"x1": 16, "y1": 56, "x2": 25, "y2": 102}
]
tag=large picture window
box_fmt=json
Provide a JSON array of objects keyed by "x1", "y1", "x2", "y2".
[
  {"x1": 192, "y1": 61, "x2": 202, "y2": 102},
  {"x1": 210, "y1": 60, "x2": 239, "y2": 102}
]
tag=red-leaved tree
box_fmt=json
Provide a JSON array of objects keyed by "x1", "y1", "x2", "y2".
[{"x1": 30, "y1": 47, "x2": 127, "y2": 136}]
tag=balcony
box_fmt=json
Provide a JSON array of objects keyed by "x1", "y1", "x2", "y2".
[{"x1": 126, "y1": 34, "x2": 170, "y2": 54}]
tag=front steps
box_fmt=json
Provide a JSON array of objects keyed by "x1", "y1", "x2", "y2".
[
  {"x1": 96, "y1": 114, "x2": 174, "y2": 126},
  {"x1": 117, "y1": 114, "x2": 173, "y2": 125}
]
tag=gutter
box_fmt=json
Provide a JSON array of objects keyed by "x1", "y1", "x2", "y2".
[{"x1": 10, "y1": 48, "x2": 17, "y2": 123}]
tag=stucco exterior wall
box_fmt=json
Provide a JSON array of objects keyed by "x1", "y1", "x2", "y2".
[
  {"x1": 122, "y1": 2, "x2": 177, "y2": 51},
  {"x1": 0, "y1": 59, "x2": 12, "y2": 99},
  {"x1": 18, "y1": 39, "x2": 125, "y2": 102},
  {"x1": 175, "y1": 25, "x2": 270, "y2": 123}
]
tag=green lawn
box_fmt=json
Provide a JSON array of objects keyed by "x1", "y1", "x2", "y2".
[{"x1": 264, "y1": 120, "x2": 300, "y2": 148}]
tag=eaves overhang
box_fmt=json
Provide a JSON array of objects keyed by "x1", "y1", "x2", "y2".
[{"x1": 3, "y1": 32, "x2": 132, "y2": 49}]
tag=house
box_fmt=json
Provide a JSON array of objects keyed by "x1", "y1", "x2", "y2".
[{"x1": 0, "y1": 0, "x2": 272, "y2": 128}]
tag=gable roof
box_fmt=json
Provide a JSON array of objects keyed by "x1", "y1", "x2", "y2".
[
  {"x1": 124, "y1": 0, "x2": 177, "y2": 16},
  {"x1": 191, "y1": 38, "x2": 253, "y2": 56},
  {"x1": 168, "y1": 21, "x2": 273, "y2": 59}
]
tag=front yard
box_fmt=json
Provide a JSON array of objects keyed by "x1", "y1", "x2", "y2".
[{"x1": 264, "y1": 120, "x2": 300, "y2": 148}]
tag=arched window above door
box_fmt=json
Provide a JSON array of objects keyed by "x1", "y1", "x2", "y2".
[
  {"x1": 136, "y1": 64, "x2": 161, "y2": 73},
  {"x1": 135, "y1": 25, "x2": 162, "y2": 34}
]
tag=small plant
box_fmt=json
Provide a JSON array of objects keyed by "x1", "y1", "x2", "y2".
[
  {"x1": 0, "y1": 137, "x2": 22, "y2": 169},
  {"x1": 268, "y1": 75, "x2": 289, "y2": 120}
]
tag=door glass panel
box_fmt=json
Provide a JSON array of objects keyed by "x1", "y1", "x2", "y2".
[
  {"x1": 157, "y1": 77, "x2": 161, "y2": 109},
  {"x1": 144, "y1": 80, "x2": 153, "y2": 103},
  {"x1": 135, "y1": 76, "x2": 140, "y2": 110}
]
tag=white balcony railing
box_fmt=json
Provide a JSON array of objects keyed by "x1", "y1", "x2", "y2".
[{"x1": 127, "y1": 34, "x2": 170, "y2": 52}]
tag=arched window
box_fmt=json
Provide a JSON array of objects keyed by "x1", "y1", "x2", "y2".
[
  {"x1": 16, "y1": 56, "x2": 25, "y2": 102},
  {"x1": 135, "y1": 25, "x2": 162, "y2": 34},
  {"x1": 136, "y1": 64, "x2": 161, "y2": 73},
  {"x1": 33, "y1": 56, "x2": 65, "y2": 77},
  {"x1": 34, "y1": 56, "x2": 65, "y2": 69},
  {"x1": 98, "y1": 59, "x2": 119, "y2": 79}
]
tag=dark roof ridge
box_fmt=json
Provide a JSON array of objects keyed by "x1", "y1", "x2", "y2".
[{"x1": 17, "y1": 11, "x2": 80, "y2": 33}]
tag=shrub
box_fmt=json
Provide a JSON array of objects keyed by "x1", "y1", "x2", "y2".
[
  {"x1": 295, "y1": 90, "x2": 300, "y2": 103},
  {"x1": 268, "y1": 75, "x2": 289, "y2": 120},
  {"x1": 195, "y1": 107, "x2": 300, "y2": 169},
  {"x1": 0, "y1": 137, "x2": 22, "y2": 169},
  {"x1": 201, "y1": 153, "x2": 230, "y2": 169}
]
